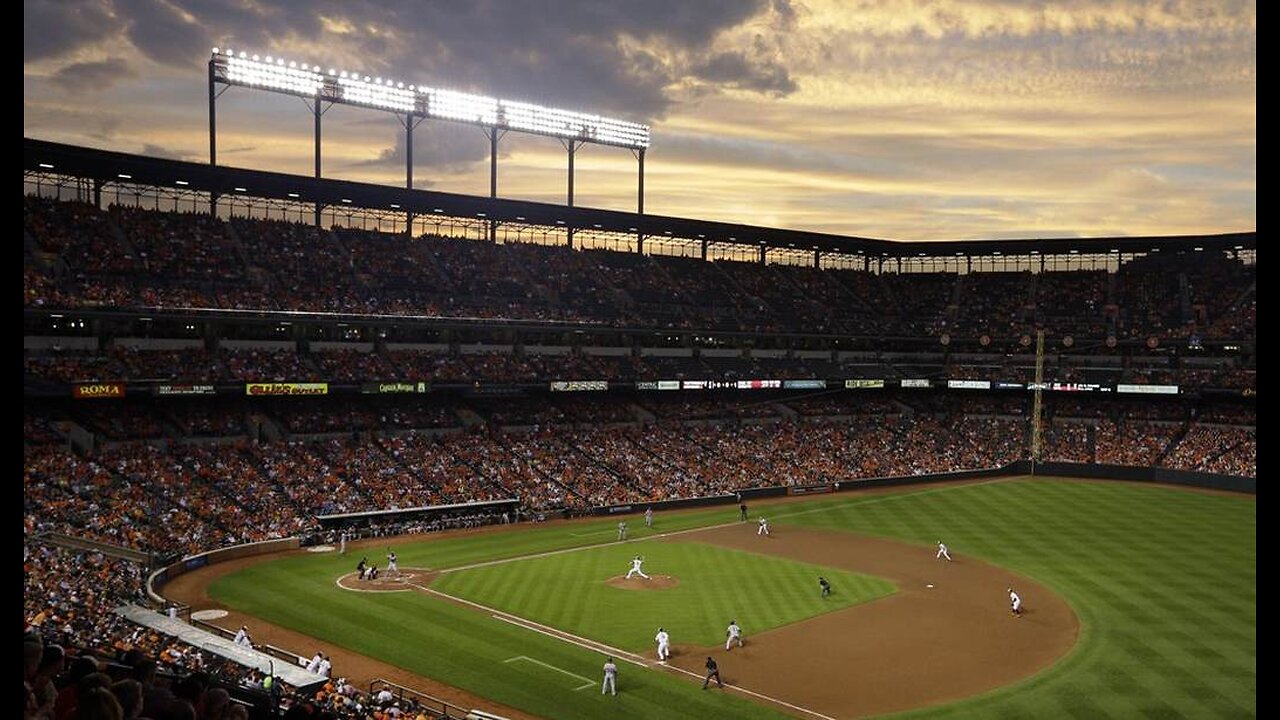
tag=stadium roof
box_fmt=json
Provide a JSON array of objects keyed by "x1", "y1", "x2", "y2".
[{"x1": 24, "y1": 138, "x2": 1254, "y2": 258}]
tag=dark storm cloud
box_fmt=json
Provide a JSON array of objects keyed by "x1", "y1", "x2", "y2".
[
  {"x1": 140, "y1": 143, "x2": 188, "y2": 160},
  {"x1": 114, "y1": 0, "x2": 207, "y2": 68},
  {"x1": 364, "y1": 122, "x2": 494, "y2": 171},
  {"x1": 50, "y1": 58, "x2": 135, "y2": 92},
  {"x1": 24, "y1": 0, "x2": 121, "y2": 61},
  {"x1": 694, "y1": 51, "x2": 797, "y2": 95}
]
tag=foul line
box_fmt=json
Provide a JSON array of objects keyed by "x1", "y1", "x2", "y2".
[
  {"x1": 503, "y1": 656, "x2": 595, "y2": 690},
  {"x1": 437, "y1": 478, "x2": 1017, "y2": 576},
  {"x1": 436, "y1": 521, "x2": 741, "y2": 574}
]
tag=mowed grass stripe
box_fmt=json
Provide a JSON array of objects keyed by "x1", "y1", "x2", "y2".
[
  {"x1": 213, "y1": 566, "x2": 797, "y2": 720},
  {"x1": 779, "y1": 478, "x2": 1254, "y2": 720},
  {"x1": 432, "y1": 541, "x2": 893, "y2": 651}
]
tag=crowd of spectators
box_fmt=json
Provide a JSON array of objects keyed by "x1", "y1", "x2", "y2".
[
  {"x1": 1163, "y1": 425, "x2": 1257, "y2": 476},
  {"x1": 23, "y1": 541, "x2": 445, "y2": 720},
  {"x1": 26, "y1": 391, "x2": 1253, "y2": 568},
  {"x1": 23, "y1": 197, "x2": 1257, "y2": 340}
]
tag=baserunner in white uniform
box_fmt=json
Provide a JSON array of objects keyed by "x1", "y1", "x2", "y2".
[
  {"x1": 625, "y1": 555, "x2": 649, "y2": 580},
  {"x1": 655, "y1": 628, "x2": 671, "y2": 662},
  {"x1": 936, "y1": 541, "x2": 952, "y2": 562},
  {"x1": 725, "y1": 620, "x2": 743, "y2": 651}
]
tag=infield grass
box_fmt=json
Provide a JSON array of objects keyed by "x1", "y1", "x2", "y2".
[{"x1": 432, "y1": 541, "x2": 894, "y2": 650}]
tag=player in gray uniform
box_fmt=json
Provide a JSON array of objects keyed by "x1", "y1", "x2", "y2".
[
  {"x1": 601, "y1": 657, "x2": 618, "y2": 695},
  {"x1": 645, "y1": 507, "x2": 654, "y2": 528},
  {"x1": 618, "y1": 521, "x2": 628, "y2": 541}
]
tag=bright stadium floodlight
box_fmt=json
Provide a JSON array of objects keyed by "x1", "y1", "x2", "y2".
[
  {"x1": 427, "y1": 88, "x2": 500, "y2": 124},
  {"x1": 210, "y1": 48, "x2": 650, "y2": 149},
  {"x1": 337, "y1": 74, "x2": 417, "y2": 112},
  {"x1": 221, "y1": 49, "x2": 323, "y2": 96}
]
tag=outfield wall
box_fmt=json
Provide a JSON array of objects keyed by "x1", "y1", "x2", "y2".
[
  {"x1": 1029, "y1": 462, "x2": 1256, "y2": 494},
  {"x1": 587, "y1": 462, "x2": 1254, "y2": 516}
]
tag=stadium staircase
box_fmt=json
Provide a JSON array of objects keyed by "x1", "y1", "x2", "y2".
[
  {"x1": 568, "y1": 441, "x2": 645, "y2": 500},
  {"x1": 104, "y1": 213, "x2": 141, "y2": 263},
  {"x1": 1155, "y1": 423, "x2": 1193, "y2": 467},
  {"x1": 493, "y1": 432, "x2": 589, "y2": 505}
]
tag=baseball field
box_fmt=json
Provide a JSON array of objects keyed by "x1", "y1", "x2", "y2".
[{"x1": 163, "y1": 477, "x2": 1256, "y2": 719}]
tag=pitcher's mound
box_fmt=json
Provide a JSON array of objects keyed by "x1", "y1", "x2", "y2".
[{"x1": 606, "y1": 574, "x2": 679, "y2": 590}]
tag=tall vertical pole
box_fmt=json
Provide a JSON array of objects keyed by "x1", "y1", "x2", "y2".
[
  {"x1": 1030, "y1": 329, "x2": 1046, "y2": 474},
  {"x1": 489, "y1": 129, "x2": 498, "y2": 198},
  {"x1": 208, "y1": 60, "x2": 219, "y2": 216},
  {"x1": 208, "y1": 61, "x2": 217, "y2": 167},
  {"x1": 406, "y1": 115, "x2": 414, "y2": 190},
  {"x1": 637, "y1": 149, "x2": 645, "y2": 214},
  {"x1": 635, "y1": 148, "x2": 646, "y2": 253},
  {"x1": 567, "y1": 141, "x2": 576, "y2": 207},
  {"x1": 404, "y1": 115, "x2": 415, "y2": 234},
  {"x1": 566, "y1": 140, "x2": 577, "y2": 248},
  {"x1": 313, "y1": 100, "x2": 322, "y2": 226}
]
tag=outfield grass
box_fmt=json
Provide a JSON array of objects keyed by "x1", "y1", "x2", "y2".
[
  {"x1": 776, "y1": 479, "x2": 1257, "y2": 719},
  {"x1": 210, "y1": 478, "x2": 1256, "y2": 719},
  {"x1": 432, "y1": 541, "x2": 895, "y2": 650}
]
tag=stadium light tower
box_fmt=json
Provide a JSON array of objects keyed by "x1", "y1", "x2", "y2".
[{"x1": 207, "y1": 48, "x2": 651, "y2": 234}]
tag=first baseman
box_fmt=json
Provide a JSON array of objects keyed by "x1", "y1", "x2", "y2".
[
  {"x1": 757, "y1": 517, "x2": 770, "y2": 536},
  {"x1": 936, "y1": 541, "x2": 952, "y2": 562},
  {"x1": 1008, "y1": 588, "x2": 1023, "y2": 617}
]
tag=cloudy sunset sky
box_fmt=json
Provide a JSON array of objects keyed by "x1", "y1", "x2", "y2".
[{"x1": 24, "y1": 0, "x2": 1255, "y2": 241}]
